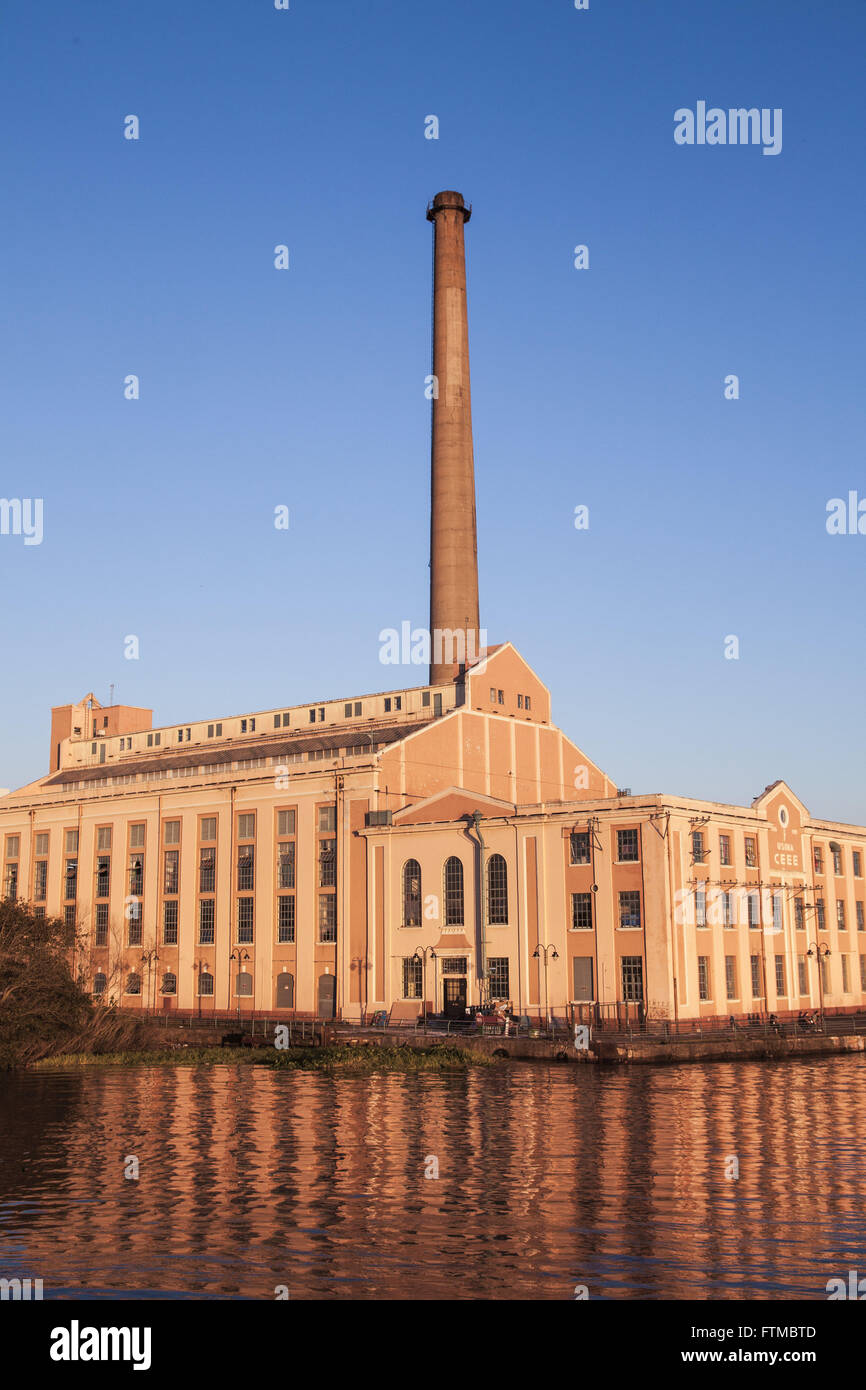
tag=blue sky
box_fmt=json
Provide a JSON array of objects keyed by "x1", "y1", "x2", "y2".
[{"x1": 1, "y1": 0, "x2": 864, "y2": 820}]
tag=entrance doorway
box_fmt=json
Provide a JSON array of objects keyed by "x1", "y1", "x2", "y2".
[{"x1": 443, "y1": 977, "x2": 467, "y2": 1018}]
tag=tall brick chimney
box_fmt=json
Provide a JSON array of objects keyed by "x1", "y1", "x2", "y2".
[{"x1": 427, "y1": 191, "x2": 480, "y2": 685}]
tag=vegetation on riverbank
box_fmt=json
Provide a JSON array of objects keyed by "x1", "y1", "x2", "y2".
[{"x1": 30, "y1": 1043, "x2": 491, "y2": 1072}]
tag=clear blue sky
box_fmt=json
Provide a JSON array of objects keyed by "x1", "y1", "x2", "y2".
[{"x1": 1, "y1": 0, "x2": 864, "y2": 820}]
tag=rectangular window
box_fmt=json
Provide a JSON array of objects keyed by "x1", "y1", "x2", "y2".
[
  {"x1": 817, "y1": 898, "x2": 826, "y2": 930},
  {"x1": 200, "y1": 817, "x2": 217, "y2": 842},
  {"x1": 573, "y1": 956, "x2": 594, "y2": 1001},
  {"x1": 775, "y1": 955, "x2": 786, "y2": 996},
  {"x1": 722, "y1": 891, "x2": 734, "y2": 928},
  {"x1": 95, "y1": 902, "x2": 109, "y2": 946},
  {"x1": 695, "y1": 887, "x2": 707, "y2": 927},
  {"x1": 164, "y1": 850, "x2": 179, "y2": 895},
  {"x1": 422, "y1": 691, "x2": 431, "y2": 707},
  {"x1": 798, "y1": 955, "x2": 808, "y2": 994},
  {"x1": 237, "y1": 845, "x2": 255, "y2": 891},
  {"x1": 237, "y1": 813, "x2": 255, "y2": 840},
  {"x1": 744, "y1": 836, "x2": 757, "y2": 868},
  {"x1": 278, "y1": 842, "x2": 295, "y2": 890},
  {"x1": 64, "y1": 904, "x2": 76, "y2": 929},
  {"x1": 617, "y1": 828, "x2": 639, "y2": 862},
  {"x1": 857, "y1": 901, "x2": 864, "y2": 932},
  {"x1": 692, "y1": 831, "x2": 705, "y2": 863},
  {"x1": 97, "y1": 827, "x2": 112, "y2": 851},
  {"x1": 33, "y1": 860, "x2": 47, "y2": 901},
  {"x1": 236, "y1": 898, "x2": 254, "y2": 943},
  {"x1": 795, "y1": 898, "x2": 805, "y2": 930},
  {"x1": 841, "y1": 953, "x2": 850, "y2": 992},
  {"x1": 163, "y1": 820, "x2": 180, "y2": 845},
  {"x1": 698, "y1": 956, "x2": 710, "y2": 1001},
  {"x1": 619, "y1": 891, "x2": 641, "y2": 928},
  {"x1": 35, "y1": 832, "x2": 49, "y2": 856},
  {"x1": 725, "y1": 955, "x2": 737, "y2": 999},
  {"x1": 128, "y1": 854, "x2": 144, "y2": 895},
  {"x1": 318, "y1": 839, "x2": 336, "y2": 887},
  {"x1": 814, "y1": 847, "x2": 824, "y2": 874},
  {"x1": 64, "y1": 858, "x2": 77, "y2": 901},
  {"x1": 719, "y1": 834, "x2": 731, "y2": 866},
  {"x1": 96, "y1": 855, "x2": 110, "y2": 898},
  {"x1": 440, "y1": 958, "x2": 466, "y2": 975},
  {"x1": 497, "y1": 690, "x2": 504, "y2": 705},
  {"x1": 402, "y1": 957, "x2": 423, "y2": 999},
  {"x1": 318, "y1": 806, "x2": 336, "y2": 833},
  {"x1": 277, "y1": 895, "x2": 295, "y2": 943},
  {"x1": 837, "y1": 899, "x2": 847, "y2": 930},
  {"x1": 833, "y1": 848, "x2": 843, "y2": 876},
  {"x1": 517, "y1": 694, "x2": 524, "y2": 709},
  {"x1": 860, "y1": 955, "x2": 866, "y2": 991},
  {"x1": 489, "y1": 688, "x2": 496, "y2": 702},
  {"x1": 570, "y1": 832, "x2": 590, "y2": 865},
  {"x1": 318, "y1": 894, "x2": 336, "y2": 943},
  {"x1": 488, "y1": 957, "x2": 510, "y2": 998},
  {"x1": 621, "y1": 956, "x2": 644, "y2": 1002},
  {"x1": 129, "y1": 823, "x2": 145, "y2": 848},
  {"x1": 854, "y1": 851, "x2": 863, "y2": 878},
  {"x1": 163, "y1": 900, "x2": 178, "y2": 945},
  {"x1": 65, "y1": 829, "x2": 79, "y2": 853},
  {"x1": 199, "y1": 847, "x2": 215, "y2": 892},
  {"x1": 571, "y1": 892, "x2": 593, "y2": 930},
  {"x1": 747, "y1": 892, "x2": 759, "y2": 928},
  {"x1": 277, "y1": 810, "x2": 296, "y2": 837},
  {"x1": 199, "y1": 899, "x2": 215, "y2": 945},
  {"x1": 384, "y1": 698, "x2": 392, "y2": 713},
  {"x1": 773, "y1": 893, "x2": 783, "y2": 933},
  {"x1": 750, "y1": 955, "x2": 762, "y2": 997},
  {"x1": 525, "y1": 696, "x2": 531, "y2": 711}
]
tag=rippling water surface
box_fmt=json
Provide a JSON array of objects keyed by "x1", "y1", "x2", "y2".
[{"x1": 1, "y1": 1057, "x2": 865, "y2": 1299}]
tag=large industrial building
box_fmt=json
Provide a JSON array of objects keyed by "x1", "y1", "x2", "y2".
[{"x1": 3, "y1": 192, "x2": 865, "y2": 1025}]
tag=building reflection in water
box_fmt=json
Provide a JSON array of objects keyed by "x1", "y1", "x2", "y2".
[{"x1": 1, "y1": 1058, "x2": 865, "y2": 1299}]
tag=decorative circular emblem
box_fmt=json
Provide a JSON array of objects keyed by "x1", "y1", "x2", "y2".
[{"x1": 779, "y1": 806, "x2": 789, "y2": 829}]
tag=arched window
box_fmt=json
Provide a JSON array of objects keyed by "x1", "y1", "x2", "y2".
[
  {"x1": 275, "y1": 972, "x2": 295, "y2": 1009},
  {"x1": 93, "y1": 972, "x2": 107, "y2": 996},
  {"x1": 487, "y1": 854, "x2": 508, "y2": 924},
  {"x1": 317, "y1": 973, "x2": 336, "y2": 1020},
  {"x1": 444, "y1": 857, "x2": 464, "y2": 926},
  {"x1": 198, "y1": 971, "x2": 214, "y2": 996},
  {"x1": 125, "y1": 972, "x2": 141, "y2": 995},
  {"x1": 402, "y1": 859, "x2": 422, "y2": 927},
  {"x1": 161, "y1": 972, "x2": 177, "y2": 995},
  {"x1": 236, "y1": 972, "x2": 253, "y2": 997}
]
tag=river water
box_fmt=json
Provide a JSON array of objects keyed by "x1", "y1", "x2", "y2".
[{"x1": 1, "y1": 1056, "x2": 864, "y2": 1300}]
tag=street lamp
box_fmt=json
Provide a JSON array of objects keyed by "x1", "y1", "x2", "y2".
[
  {"x1": 806, "y1": 940, "x2": 831, "y2": 1031},
  {"x1": 413, "y1": 946, "x2": 437, "y2": 1025},
  {"x1": 230, "y1": 948, "x2": 251, "y2": 1023},
  {"x1": 139, "y1": 948, "x2": 159, "y2": 1016},
  {"x1": 194, "y1": 959, "x2": 208, "y2": 1020},
  {"x1": 533, "y1": 944, "x2": 559, "y2": 1031}
]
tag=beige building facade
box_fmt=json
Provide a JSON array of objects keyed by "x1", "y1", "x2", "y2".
[{"x1": 2, "y1": 643, "x2": 865, "y2": 1024}]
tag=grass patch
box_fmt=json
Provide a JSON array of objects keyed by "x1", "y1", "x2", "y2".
[{"x1": 30, "y1": 1043, "x2": 491, "y2": 1072}]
